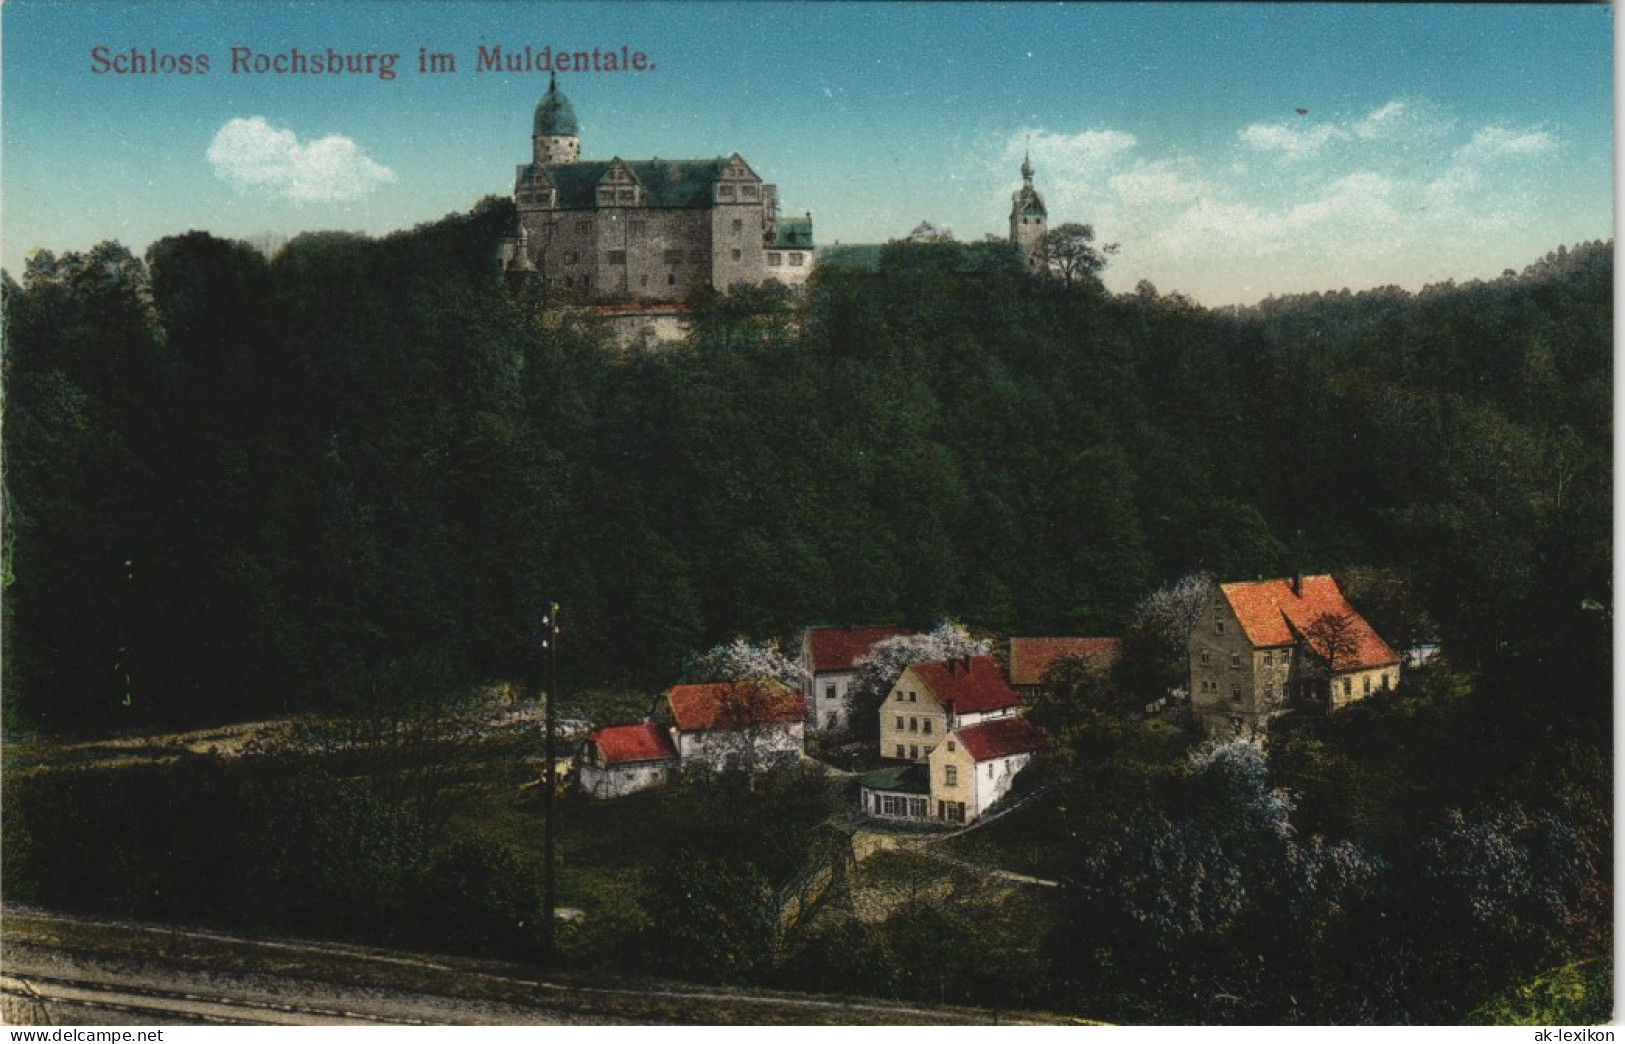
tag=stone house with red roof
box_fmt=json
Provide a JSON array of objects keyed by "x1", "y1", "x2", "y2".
[
  {"x1": 879, "y1": 655, "x2": 1023, "y2": 764},
  {"x1": 577, "y1": 721, "x2": 679, "y2": 799},
  {"x1": 1006, "y1": 637, "x2": 1122, "y2": 700},
  {"x1": 799, "y1": 624, "x2": 906, "y2": 736},
  {"x1": 1189, "y1": 575, "x2": 1401, "y2": 739},
  {"x1": 926, "y1": 716, "x2": 1048, "y2": 824},
  {"x1": 655, "y1": 679, "x2": 807, "y2": 773}
]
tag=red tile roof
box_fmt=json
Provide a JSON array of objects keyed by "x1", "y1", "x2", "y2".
[
  {"x1": 805, "y1": 625, "x2": 907, "y2": 673},
  {"x1": 664, "y1": 680, "x2": 806, "y2": 732},
  {"x1": 1008, "y1": 637, "x2": 1122, "y2": 687},
  {"x1": 1221, "y1": 575, "x2": 1399, "y2": 671},
  {"x1": 914, "y1": 655, "x2": 1023, "y2": 714},
  {"x1": 954, "y1": 715, "x2": 1048, "y2": 762},
  {"x1": 586, "y1": 722, "x2": 677, "y2": 766}
]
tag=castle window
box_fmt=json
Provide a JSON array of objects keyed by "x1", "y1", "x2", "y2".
[
  {"x1": 597, "y1": 188, "x2": 614, "y2": 205},
  {"x1": 732, "y1": 219, "x2": 744, "y2": 233},
  {"x1": 731, "y1": 249, "x2": 742, "y2": 261},
  {"x1": 640, "y1": 274, "x2": 649, "y2": 287},
  {"x1": 667, "y1": 274, "x2": 676, "y2": 285},
  {"x1": 630, "y1": 220, "x2": 647, "y2": 235},
  {"x1": 768, "y1": 252, "x2": 782, "y2": 266},
  {"x1": 789, "y1": 253, "x2": 804, "y2": 266},
  {"x1": 664, "y1": 249, "x2": 684, "y2": 264},
  {"x1": 690, "y1": 249, "x2": 706, "y2": 263},
  {"x1": 741, "y1": 184, "x2": 758, "y2": 198},
  {"x1": 617, "y1": 189, "x2": 636, "y2": 203},
  {"x1": 607, "y1": 250, "x2": 627, "y2": 265},
  {"x1": 718, "y1": 184, "x2": 735, "y2": 197}
]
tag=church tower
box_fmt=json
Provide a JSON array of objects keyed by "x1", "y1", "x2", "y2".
[
  {"x1": 533, "y1": 73, "x2": 580, "y2": 166},
  {"x1": 1009, "y1": 151, "x2": 1048, "y2": 274}
]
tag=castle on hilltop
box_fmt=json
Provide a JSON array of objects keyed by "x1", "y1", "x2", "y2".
[
  {"x1": 502, "y1": 77, "x2": 1053, "y2": 330},
  {"x1": 503, "y1": 76, "x2": 816, "y2": 307}
]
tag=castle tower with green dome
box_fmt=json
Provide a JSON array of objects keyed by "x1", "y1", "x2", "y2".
[
  {"x1": 1009, "y1": 151, "x2": 1048, "y2": 275},
  {"x1": 532, "y1": 74, "x2": 580, "y2": 167}
]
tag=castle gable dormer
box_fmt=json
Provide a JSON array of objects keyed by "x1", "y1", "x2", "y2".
[
  {"x1": 714, "y1": 153, "x2": 763, "y2": 204},
  {"x1": 514, "y1": 164, "x2": 558, "y2": 209},
  {"x1": 596, "y1": 158, "x2": 645, "y2": 208}
]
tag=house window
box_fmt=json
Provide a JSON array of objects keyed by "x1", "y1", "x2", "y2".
[
  {"x1": 909, "y1": 797, "x2": 927, "y2": 818},
  {"x1": 826, "y1": 712, "x2": 838, "y2": 729},
  {"x1": 1231, "y1": 684, "x2": 1242, "y2": 702},
  {"x1": 1364, "y1": 676, "x2": 1372, "y2": 695},
  {"x1": 1343, "y1": 678, "x2": 1353, "y2": 696},
  {"x1": 908, "y1": 717, "x2": 918, "y2": 732},
  {"x1": 825, "y1": 684, "x2": 837, "y2": 701},
  {"x1": 987, "y1": 763, "x2": 995, "y2": 779},
  {"x1": 895, "y1": 744, "x2": 905, "y2": 759},
  {"x1": 617, "y1": 189, "x2": 635, "y2": 203},
  {"x1": 947, "y1": 741, "x2": 955, "y2": 752},
  {"x1": 909, "y1": 744, "x2": 918, "y2": 760},
  {"x1": 1231, "y1": 653, "x2": 1241, "y2": 669},
  {"x1": 945, "y1": 765, "x2": 958, "y2": 786},
  {"x1": 923, "y1": 719, "x2": 932, "y2": 735},
  {"x1": 896, "y1": 716, "x2": 904, "y2": 730},
  {"x1": 909, "y1": 691, "x2": 917, "y2": 702},
  {"x1": 1383, "y1": 673, "x2": 1392, "y2": 691},
  {"x1": 1200, "y1": 649, "x2": 1210, "y2": 666},
  {"x1": 1264, "y1": 651, "x2": 1273, "y2": 667}
]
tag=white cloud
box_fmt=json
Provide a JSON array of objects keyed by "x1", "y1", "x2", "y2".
[
  {"x1": 1013, "y1": 127, "x2": 1138, "y2": 172},
  {"x1": 1455, "y1": 125, "x2": 1558, "y2": 162},
  {"x1": 1239, "y1": 120, "x2": 1348, "y2": 158},
  {"x1": 1108, "y1": 161, "x2": 1208, "y2": 206},
  {"x1": 207, "y1": 117, "x2": 395, "y2": 203}
]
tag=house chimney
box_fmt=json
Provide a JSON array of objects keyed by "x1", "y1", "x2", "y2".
[
  {"x1": 1291, "y1": 574, "x2": 1302, "y2": 596},
  {"x1": 961, "y1": 655, "x2": 972, "y2": 673}
]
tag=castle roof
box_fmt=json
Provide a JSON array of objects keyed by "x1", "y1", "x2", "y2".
[
  {"x1": 518, "y1": 157, "x2": 752, "y2": 209},
  {"x1": 1221, "y1": 576, "x2": 1400, "y2": 671},
  {"x1": 773, "y1": 216, "x2": 816, "y2": 249},
  {"x1": 533, "y1": 78, "x2": 580, "y2": 137},
  {"x1": 1007, "y1": 637, "x2": 1122, "y2": 687}
]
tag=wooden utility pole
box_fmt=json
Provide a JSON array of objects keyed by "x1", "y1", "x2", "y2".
[{"x1": 541, "y1": 600, "x2": 560, "y2": 960}]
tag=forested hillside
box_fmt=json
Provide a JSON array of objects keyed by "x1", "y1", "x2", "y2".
[{"x1": 3, "y1": 199, "x2": 1610, "y2": 739}]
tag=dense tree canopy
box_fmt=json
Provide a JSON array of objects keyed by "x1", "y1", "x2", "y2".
[{"x1": 3, "y1": 209, "x2": 1609, "y2": 752}]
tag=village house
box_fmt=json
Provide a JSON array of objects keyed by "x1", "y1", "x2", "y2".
[
  {"x1": 576, "y1": 721, "x2": 678, "y2": 799},
  {"x1": 655, "y1": 679, "x2": 807, "y2": 772},
  {"x1": 1188, "y1": 574, "x2": 1401, "y2": 739},
  {"x1": 799, "y1": 624, "x2": 906, "y2": 736},
  {"x1": 879, "y1": 655, "x2": 1022, "y2": 764},
  {"x1": 861, "y1": 661, "x2": 1047, "y2": 825},
  {"x1": 1006, "y1": 636, "x2": 1122, "y2": 700}
]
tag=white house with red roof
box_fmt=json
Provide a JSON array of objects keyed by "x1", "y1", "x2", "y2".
[
  {"x1": 879, "y1": 654, "x2": 1023, "y2": 763},
  {"x1": 1189, "y1": 574, "x2": 1401, "y2": 739},
  {"x1": 799, "y1": 624, "x2": 906, "y2": 735},
  {"x1": 656, "y1": 679, "x2": 807, "y2": 772},
  {"x1": 577, "y1": 721, "x2": 679, "y2": 798},
  {"x1": 1006, "y1": 637, "x2": 1122, "y2": 699},
  {"x1": 926, "y1": 715, "x2": 1048, "y2": 824}
]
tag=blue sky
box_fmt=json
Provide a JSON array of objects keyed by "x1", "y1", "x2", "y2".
[{"x1": 4, "y1": 2, "x2": 1613, "y2": 304}]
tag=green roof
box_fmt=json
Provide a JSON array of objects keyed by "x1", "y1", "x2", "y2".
[
  {"x1": 520, "y1": 158, "x2": 744, "y2": 210},
  {"x1": 533, "y1": 80, "x2": 579, "y2": 137},
  {"x1": 858, "y1": 763, "x2": 930, "y2": 795},
  {"x1": 773, "y1": 217, "x2": 814, "y2": 249}
]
